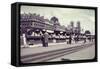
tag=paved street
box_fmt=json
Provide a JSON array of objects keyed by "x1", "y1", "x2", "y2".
[
  {"x1": 21, "y1": 41, "x2": 95, "y2": 63},
  {"x1": 48, "y1": 44, "x2": 95, "y2": 62}
]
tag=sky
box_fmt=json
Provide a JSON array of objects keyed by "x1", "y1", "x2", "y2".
[{"x1": 21, "y1": 5, "x2": 95, "y2": 35}]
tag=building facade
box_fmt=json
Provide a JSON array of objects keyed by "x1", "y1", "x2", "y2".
[
  {"x1": 20, "y1": 13, "x2": 85, "y2": 46},
  {"x1": 20, "y1": 13, "x2": 66, "y2": 35}
]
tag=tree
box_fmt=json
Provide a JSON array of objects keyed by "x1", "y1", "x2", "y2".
[
  {"x1": 50, "y1": 16, "x2": 58, "y2": 23},
  {"x1": 85, "y1": 30, "x2": 91, "y2": 35}
]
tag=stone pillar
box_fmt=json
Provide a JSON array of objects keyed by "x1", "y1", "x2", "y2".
[
  {"x1": 53, "y1": 34, "x2": 56, "y2": 43},
  {"x1": 22, "y1": 33, "x2": 28, "y2": 47},
  {"x1": 53, "y1": 39, "x2": 56, "y2": 43}
]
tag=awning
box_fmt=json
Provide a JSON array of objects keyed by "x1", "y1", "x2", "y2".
[{"x1": 47, "y1": 30, "x2": 54, "y2": 33}]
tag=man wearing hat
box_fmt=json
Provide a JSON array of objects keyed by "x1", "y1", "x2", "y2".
[{"x1": 42, "y1": 30, "x2": 49, "y2": 47}]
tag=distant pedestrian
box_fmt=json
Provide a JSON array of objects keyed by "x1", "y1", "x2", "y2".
[
  {"x1": 91, "y1": 36, "x2": 94, "y2": 42},
  {"x1": 69, "y1": 35, "x2": 72, "y2": 44},
  {"x1": 76, "y1": 35, "x2": 79, "y2": 43},
  {"x1": 83, "y1": 35, "x2": 86, "y2": 43},
  {"x1": 74, "y1": 35, "x2": 78, "y2": 43}
]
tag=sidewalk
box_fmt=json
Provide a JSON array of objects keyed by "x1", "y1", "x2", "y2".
[
  {"x1": 21, "y1": 41, "x2": 85, "y2": 48},
  {"x1": 21, "y1": 41, "x2": 94, "y2": 57}
]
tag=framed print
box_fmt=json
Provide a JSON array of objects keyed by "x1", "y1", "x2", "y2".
[{"x1": 11, "y1": 2, "x2": 98, "y2": 67}]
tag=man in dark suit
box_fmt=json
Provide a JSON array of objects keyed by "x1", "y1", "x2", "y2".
[{"x1": 42, "y1": 31, "x2": 49, "y2": 47}]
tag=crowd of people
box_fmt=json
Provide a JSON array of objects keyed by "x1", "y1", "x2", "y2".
[{"x1": 40, "y1": 31, "x2": 95, "y2": 47}]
